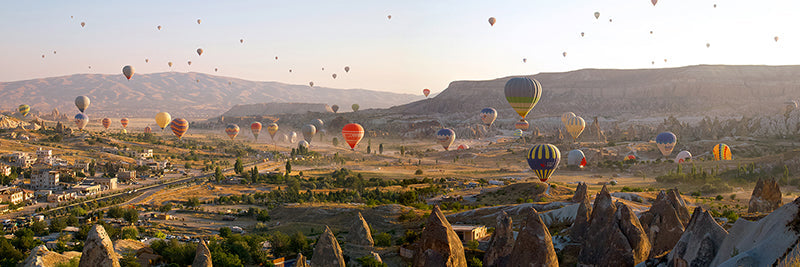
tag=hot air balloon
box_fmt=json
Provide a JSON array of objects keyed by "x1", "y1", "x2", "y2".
[
  {"x1": 197, "y1": 48, "x2": 203, "y2": 56},
  {"x1": 526, "y1": 144, "x2": 561, "y2": 182},
  {"x1": 290, "y1": 132, "x2": 298, "y2": 143},
  {"x1": 168, "y1": 62, "x2": 173, "y2": 67},
  {"x1": 53, "y1": 51, "x2": 56, "y2": 54},
  {"x1": 197, "y1": 19, "x2": 201, "y2": 24},
  {"x1": 713, "y1": 144, "x2": 732, "y2": 160},
  {"x1": 144, "y1": 126, "x2": 152, "y2": 134},
  {"x1": 288, "y1": 69, "x2": 292, "y2": 73},
  {"x1": 594, "y1": 12, "x2": 600, "y2": 19},
  {"x1": 332, "y1": 74, "x2": 337, "y2": 79},
  {"x1": 250, "y1": 122, "x2": 262, "y2": 140},
  {"x1": 157, "y1": 25, "x2": 162, "y2": 30},
  {"x1": 675, "y1": 150, "x2": 692, "y2": 163},
  {"x1": 145, "y1": 58, "x2": 149, "y2": 63},
  {"x1": 457, "y1": 144, "x2": 470, "y2": 150},
  {"x1": 321, "y1": 67, "x2": 325, "y2": 71},
  {"x1": 101, "y1": 118, "x2": 111, "y2": 130},
  {"x1": 120, "y1": 129, "x2": 127, "y2": 134},
  {"x1": 652, "y1": 61, "x2": 655, "y2": 65},
  {"x1": 567, "y1": 149, "x2": 587, "y2": 168},
  {"x1": 187, "y1": 61, "x2": 192, "y2": 66},
  {"x1": 309, "y1": 82, "x2": 314, "y2": 87},
  {"x1": 580, "y1": 32, "x2": 585, "y2": 37},
  {"x1": 18, "y1": 105, "x2": 30, "y2": 117},
  {"x1": 120, "y1": 118, "x2": 129, "y2": 128},
  {"x1": 225, "y1": 124, "x2": 240, "y2": 140},
  {"x1": 80, "y1": 22, "x2": 85, "y2": 27},
  {"x1": 75, "y1": 96, "x2": 90, "y2": 112},
  {"x1": 70, "y1": 16, "x2": 73, "y2": 19},
  {"x1": 302, "y1": 124, "x2": 316, "y2": 143},
  {"x1": 706, "y1": 43, "x2": 710, "y2": 48},
  {"x1": 651, "y1": 0, "x2": 657, "y2": 6},
  {"x1": 267, "y1": 123, "x2": 278, "y2": 140},
  {"x1": 387, "y1": 15, "x2": 392, "y2": 20},
  {"x1": 352, "y1": 104, "x2": 360, "y2": 112},
  {"x1": 480, "y1": 108, "x2": 497, "y2": 127},
  {"x1": 214, "y1": 68, "x2": 218, "y2": 72},
  {"x1": 342, "y1": 123, "x2": 365, "y2": 150},
  {"x1": 436, "y1": 129, "x2": 455, "y2": 150},
  {"x1": 609, "y1": 19, "x2": 612, "y2": 22},
  {"x1": 664, "y1": 59, "x2": 668, "y2": 63},
  {"x1": 561, "y1": 112, "x2": 576, "y2": 125},
  {"x1": 423, "y1": 89, "x2": 430, "y2": 97},
  {"x1": 775, "y1": 36, "x2": 780, "y2": 42},
  {"x1": 504, "y1": 77, "x2": 541, "y2": 119},
  {"x1": 488, "y1": 17, "x2": 496, "y2": 26},
  {"x1": 332, "y1": 105, "x2": 340, "y2": 113},
  {"x1": 344, "y1": 66, "x2": 350, "y2": 73},
  {"x1": 563, "y1": 52, "x2": 567, "y2": 57},
  {"x1": 523, "y1": 58, "x2": 527, "y2": 63},
  {"x1": 275, "y1": 56, "x2": 279, "y2": 60},
  {"x1": 42, "y1": 55, "x2": 45, "y2": 58},
  {"x1": 515, "y1": 120, "x2": 530, "y2": 131},
  {"x1": 170, "y1": 118, "x2": 188, "y2": 140},
  {"x1": 650, "y1": 31, "x2": 653, "y2": 34},
  {"x1": 714, "y1": 4, "x2": 717, "y2": 8},
  {"x1": 655, "y1": 132, "x2": 677, "y2": 156},
  {"x1": 311, "y1": 119, "x2": 324, "y2": 130},
  {"x1": 155, "y1": 112, "x2": 171, "y2": 130},
  {"x1": 565, "y1": 116, "x2": 586, "y2": 140},
  {"x1": 122, "y1": 65, "x2": 135, "y2": 80},
  {"x1": 298, "y1": 140, "x2": 310, "y2": 149},
  {"x1": 240, "y1": 39, "x2": 244, "y2": 43},
  {"x1": 626, "y1": 154, "x2": 637, "y2": 161},
  {"x1": 513, "y1": 129, "x2": 524, "y2": 137},
  {"x1": 74, "y1": 113, "x2": 88, "y2": 130}
]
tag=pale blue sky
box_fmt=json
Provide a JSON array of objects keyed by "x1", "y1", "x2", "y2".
[{"x1": 0, "y1": 0, "x2": 798, "y2": 94}]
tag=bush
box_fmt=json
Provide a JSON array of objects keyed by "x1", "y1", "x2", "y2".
[
  {"x1": 415, "y1": 169, "x2": 423, "y2": 175},
  {"x1": 373, "y1": 232, "x2": 392, "y2": 247},
  {"x1": 715, "y1": 195, "x2": 724, "y2": 201},
  {"x1": 730, "y1": 194, "x2": 737, "y2": 200}
]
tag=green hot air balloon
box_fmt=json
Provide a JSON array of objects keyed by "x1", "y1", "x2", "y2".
[
  {"x1": 352, "y1": 104, "x2": 360, "y2": 112},
  {"x1": 504, "y1": 77, "x2": 542, "y2": 119}
]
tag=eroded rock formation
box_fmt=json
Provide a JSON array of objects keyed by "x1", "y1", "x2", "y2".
[{"x1": 413, "y1": 205, "x2": 466, "y2": 267}]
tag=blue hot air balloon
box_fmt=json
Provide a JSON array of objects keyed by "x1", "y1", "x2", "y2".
[
  {"x1": 655, "y1": 132, "x2": 677, "y2": 156},
  {"x1": 526, "y1": 144, "x2": 561, "y2": 182}
]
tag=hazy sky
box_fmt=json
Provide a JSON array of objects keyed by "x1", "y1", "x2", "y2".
[{"x1": 0, "y1": 0, "x2": 798, "y2": 94}]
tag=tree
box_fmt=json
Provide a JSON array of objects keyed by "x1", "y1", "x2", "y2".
[
  {"x1": 187, "y1": 197, "x2": 201, "y2": 209},
  {"x1": 219, "y1": 227, "x2": 232, "y2": 238},
  {"x1": 285, "y1": 161, "x2": 292, "y2": 175},
  {"x1": 89, "y1": 160, "x2": 96, "y2": 177},
  {"x1": 159, "y1": 203, "x2": 173, "y2": 213},
  {"x1": 367, "y1": 145, "x2": 371, "y2": 154},
  {"x1": 256, "y1": 209, "x2": 270, "y2": 222},
  {"x1": 332, "y1": 137, "x2": 339, "y2": 147},
  {"x1": 108, "y1": 206, "x2": 124, "y2": 219},
  {"x1": 31, "y1": 221, "x2": 48, "y2": 236},
  {"x1": 234, "y1": 158, "x2": 244, "y2": 174},
  {"x1": 123, "y1": 209, "x2": 139, "y2": 225},
  {"x1": 184, "y1": 162, "x2": 191, "y2": 170},
  {"x1": 215, "y1": 167, "x2": 224, "y2": 183},
  {"x1": 400, "y1": 146, "x2": 405, "y2": 156},
  {"x1": 49, "y1": 218, "x2": 66, "y2": 233},
  {"x1": 121, "y1": 227, "x2": 138, "y2": 240},
  {"x1": 379, "y1": 144, "x2": 384, "y2": 154}
]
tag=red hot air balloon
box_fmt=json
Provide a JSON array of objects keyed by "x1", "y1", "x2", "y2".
[
  {"x1": 342, "y1": 123, "x2": 365, "y2": 150},
  {"x1": 170, "y1": 118, "x2": 189, "y2": 140},
  {"x1": 120, "y1": 118, "x2": 129, "y2": 128},
  {"x1": 423, "y1": 89, "x2": 430, "y2": 97},
  {"x1": 225, "y1": 124, "x2": 240, "y2": 140},
  {"x1": 251, "y1": 122, "x2": 262, "y2": 140},
  {"x1": 101, "y1": 118, "x2": 111, "y2": 129}
]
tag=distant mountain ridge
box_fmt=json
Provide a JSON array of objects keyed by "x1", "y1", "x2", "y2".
[{"x1": 0, "y1": 72, "x2": 423, "y2": 118}]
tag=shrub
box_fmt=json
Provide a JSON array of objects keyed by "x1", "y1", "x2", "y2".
[{"x1": 415, "y1": 169, "x2": 423, "y2": 175}]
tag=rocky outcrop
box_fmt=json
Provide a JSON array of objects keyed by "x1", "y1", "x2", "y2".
[
  {"x1": 311, "y1": 226, "x2": 346, "y2": 267},
  {"x1": 667, "y1": 207, "x2": 728, "y2": 267},
  {"x1": 295, "y1": 253, "x2": 309, "y2": 267},
  {"x1": 369, "y1": 252, "x2": 383, "y2": 264},
  {"x1": 666, "y1": 188, "x2": 690, "y2": 225},
  {"x1": 79, "y1": 224, "x2": 120, "y2": 267},
  {"x1": 508, "y1": 207, "x2": 559, "y2": 266},
  {"x1": 413, "y1": 205, "x2": 467, "y2": 267},
  {"x1": 192, "y1": 240, "x2": 212, "y2": 267},
  {"x1": 348, "y1": 212, "x2": 374, "y2": 247},
  {"x1": 569, "y1": 196, "x2": 592, "y2": 243},
  {"x1": 748, "y1": 178, "x2": 782, "y2": 213},
  {"x1": 639, "y1": 191, "x2": 686, "y2": 258},
  {"x1": 483, "y1": 211, "x2": 514, "y2": 267},
  {"x1": 578, "y1": 185, "x2": 651, "y2": 266},
  {"x1": 572, "y1": 182, "x2": 589, "y2": 203},
  {"x1": 23, "y1": 245, "x2": 78, "y2": 267}
]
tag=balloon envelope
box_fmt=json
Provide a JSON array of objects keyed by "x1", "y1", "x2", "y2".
[
  {"x1": 75, "y1": 96, "x2": 90, "y2": 112},
  {"x1": 436, "y1": 129, "x2": 456, "y2": 150},
  {"x1": 74, "y1": 113, "x2": 88, "y2": 130},
  {"x1": 331, "y1": 105, "x2": 339, "y2": 113},
  {"x1": 344, "y1": 66, "x2": 350, "y2": 72},
  {"x1": 342, "y1": 123, "x2": 365, "y2": 150},
  {"x1": 197, "y1": 48, "x2": 203, "y2": 56},
  {"x1": 515, "y1": 120, "x2": 529, "y2": 131},
  {"x1": 18, "y1": 105, "x2": 30, "y2": 116},
  {"x1": 122, "y1": 65, "x2": 135, "y2": 80},
  {"x1": 480, "y1": 108, "x2": 497, "y2": 127},
  {"x1": 352, "y1": 104, "x2": 360, "y2": 112},
  {"x1": 527, "y1": 144, "x2": 561, "y2": 182},
  {"x1": 120, "y1": 118, "x2": 129, "y2": 128},
  {"x1": 225, "y1": 124, "x2": 240, "y2": 140},
  {"x1": 298, "y1": 140, "x2": 310, "y2": 149},
  {"x1": 567, "y1": 149, "x2": 586, "y2": 168},
  {"x1": 504, "y1": 77, "x2": 542, "y2": 119},
  {"x1": 675, "y1": 150, "x2": 692, "y2": 163},
  {"x1": 488, "y1": 17, "x2": 496, "y2": 26},
  {"x1": 594, "y1": 12, "x2": 600, "y2": 19},
  {"x1": 561, "y1": 112, "x2": 576, "y2": 125},
  {"x1": 302, "y1": 124, "x2": 316, "y2": 143},
  {"x1": 513, "y1": 129, "x2": 524, "y2": 136},
  {"x1": 101, "y1": 118, "x2": 111, "y2": 129},
  {"x1": 713, "y1": 144, "x2": 732, "y2": 160},
  {"x1": 290, "y1": 132, "x2": 298, "y2": 143},
  {"x1": 155, "y1": 112, "x2": 171, "y2": 130},
  {"x1": 267, "y1": 123, "x2": 279, "y2": 139},
  {"x1": 170, "y1": 118, "x2": 189, "y2": 140},
  {"x1": 251, "y1": 122, "x2": 262, "y2": 140},
  {"x1": 457, "y1": 144, "x2": 470, "y2": 150},
  {"x1": 423, "y1": 89, "x2": 430, "y2": 97},
  {"x1": 655, "y1": 132, "x2": 677, "y2": 156},
  {"x1": 144, "y1": 126, "x2": 152, "y2": 134},
  {"x1": 565, "y1": 116, "x2": 586, "y2": 139}
]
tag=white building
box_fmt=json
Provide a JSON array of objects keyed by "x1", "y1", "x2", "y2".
[
  {"x1": 31, "y1": 169, "x2": 59, "y2": 190},
  {"x1": 11, "y1": 153, "x2": 35, "y2": 168},
  {"x1": 0, "y1": 164, "x2": 11, "y2": 176},
  {"x1": 136, "y1": 159, "x2": 170, "y2": 170},
  {"x1": 0, "y1": 186, "x2": 24, "y2": 205},
  {"x1": 35, "y1": 148, "x2": 53, "y2": 165}
]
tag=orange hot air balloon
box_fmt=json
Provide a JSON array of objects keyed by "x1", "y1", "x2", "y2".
[
  {"x1": 101, "y1": 118, "x2": 111, "y2": 129},
  {"x1": 225, "y1": 124, "x2": 240, "y2": 140},
  {"x1": 120, "y1": 118, "x2": 129, "y2": 128},
  {"x1": 342, "y1": 123, "x2": 365, "y2": 150},
  {"x1": 144, "y1": 126, "x2": 152, "y2": 134},
  {"x1": 170, "y1": 118, "x2": 189, "y2": 140},
  {"x1": 423, "y1": 89, "x2": 430, "y2": 97},
  {"x1": 251, "y1": 122, "x2": 262, "y2": 140}
]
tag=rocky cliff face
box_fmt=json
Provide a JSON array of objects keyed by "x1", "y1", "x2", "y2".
[
  {"x1": 572, "y1": 182, "x2": 589, "y2": 203},
  {"x1": 578, "y1": 185, "x2": 651, "y2": 266},
  {"x1": 311, "y1": 226, "x2": 346, "y2": 267},
  {"x1": 508, "y1": 207, "x2": 559, "y2": 266},
  {"x1": 23, "y1": 245, "x2": 78, "y2": 267},
  {"x1": 569, "y1": 195, "x2": 592, "y2": 244},
  {"x1": 748, "y1": 178, "x2": 782, "y2": 213},
  {"x1": 667, "y1": 207, "x2": 728, "y2": 267},
  {"x1": 638, "y1": 191, "x2": 687, "y2": 258},
  {"x1": 78, "y1": 224, "x2": 120, "y2": 267},
  {"x1": 347, "y1": 212, "x2": 374, "y2": 247},
  {"x1": 295, "y1": 253, "x2": 309, "y2": 267},
  {"x1": 413, "y1": 205, "x2": 467, "y2": 267},
  {"x1": 192, "y1": 240, "x2": 212, "y2": 267},
  {"x1": 483, "y1": 211, "x2": 514, "y2": 267}
]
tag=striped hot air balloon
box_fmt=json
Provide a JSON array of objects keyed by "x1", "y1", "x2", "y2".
[
  {"x1": 561, "y1": 112, "x2": 576, "y2": 125},
  {"x1": 120, "y1": 118, "x2": 129, "y2": 128},
  {"x1": 225, "y1": 124, "x2": 240, "y2": 140},
  {"x1": 567, "y1": 149, "x2": 586, "y2": 168},
  {"x1": 515, "y1": 120, "x2": 529, "y2": 131},
  {"x1": 101, "y1": 118, "x2": 111, "y2": 130},
  {"x1": 170, "y1": 118, "x2": 189, "y2": 140},
  {"x1": 526, "y1": 144, "x2": 561, "y2": 182},
  {"x1": 267, "y1": 123, "x2": 279, "y2": 140},
  {"x1": 342, "y1": 123, "x2": 365, "y2": 150},
  {"x1": 144, "y1": 126, "x2": 152, "y2": 134},
  {"x1": 655, "y1": 132, "x2": 677, "y2": 156},
  {"x1": 480, "y1": 108, "x2": 497, "y2": 127},
  {"x1": 713, "y1": 144, "x2": 732, "y2": 160},
  {"x1": 565, "y1": 116, "x2": 586, "y2": 140},
  {"x1": 436, "y1": 128, "x2": 456, "y2": 150},
  {"x1": 251, "y1": 122, "x2": 262, "y2": 140},
  {"x1": 74, "y1": 113, "x2": 88, "y2": 130},
  {"x1": 504, "y1": 77, "x2": 542, "y2": 119},
  {"x1": 18, "y1": 105, "x2": 30, "y2": 117},
  {"x1": 513, "y1": 129, "x2": 524, "y2": 136}
]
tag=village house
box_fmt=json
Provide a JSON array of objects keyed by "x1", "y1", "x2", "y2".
[
  {"x1": 0, "y1": 186, "x2": 24, "y2": 205},
  {"x1": 31, "y1": 169, "x2": 59, "y2": 190}
]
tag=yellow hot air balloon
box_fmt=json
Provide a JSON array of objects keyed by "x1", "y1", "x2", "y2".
[
  {"x1": 155, "y1": 112, "x2": 171, "y2": 130},
  {"x1": 504, "y1": 77, "x2": 542, "y2": 119},
  {"x1": 565, "y1": 116, "x2": 585, "y2": 140},
  {"x1": 713, "y1": 144, "x2": 732, "y2": 160},
  {"x1": 561, "y1": 112, "x2": 576, "y2": 125},
  {"x1": 168, "y1": 62, "x2": 173, "y2": 67},
  {"x1": 18, "y1": 105, "x2": 30, "y2": 117},
  {"x1": 267, "y1": 123, "x2": 279, "y2": 140}
]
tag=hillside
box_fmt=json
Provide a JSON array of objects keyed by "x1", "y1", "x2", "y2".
[
  {"x1": 390, "y1": 65, "x2": 800, "y2": 120},
  {"x1": 0, "y1": 72, "x2": 423, "y2": 118}
]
